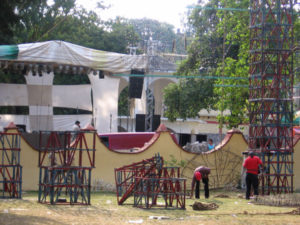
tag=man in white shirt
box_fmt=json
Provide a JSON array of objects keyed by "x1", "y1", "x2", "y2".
[
  {"x1": 73, "y1": 121, "x2": 80, "y2": 131},
  {"x1": 72, "y1": 121, "x2": 81, "y2": 142}
]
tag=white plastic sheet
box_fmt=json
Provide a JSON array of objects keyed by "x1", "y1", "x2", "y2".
[
  {"x1": 0, "y1": 84, "x2": 28, "y2": 106},
  {"x1": 15, "y1": 41, "x2": 147, "y2": 73},
  {"x1": 52, "y1": 85, "x2": 92, "y2": 111}
]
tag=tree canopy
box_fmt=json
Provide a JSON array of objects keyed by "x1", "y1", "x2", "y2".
[
  {"x1": 164, "y1": 0, "x2": 250, "y2": 128},
  {"x1": 163, "y1": 78, "x2": 215, "y2": 121}
]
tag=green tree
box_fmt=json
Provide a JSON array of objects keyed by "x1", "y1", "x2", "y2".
[
  {"x1": 213, "y1": 0, "x2": 250, "y2": 128},
  {"x1": 43, "y1": 8, "x2": 106, "y2": 50},
  {"x1": 103, "y1": 17, "x2": 140, "y2": 53},
  {"x1": 118, "y1": 86, "x2": 129, "y2": 116},
  {"x1": 164, "y1": 0, "x2": 250, "y2": 128},
  {"x1": 0, "y1": 0, "x2": 20, "y2": 44},
  {"x1": 178, "y1": 0, "x2": 222, "y2": 74},
  {"x1": 163, "y1": 78, "x2": 215, "y2": 121},
  {"x1": 293, "y1": 13, "x2": 300, "y2": 87},
  {"x1": 163, "y1": 0, "x2": 222, "y2": 122},
  {"x1": 13, "y1": 0, "x2": 76, "y2": 43}
]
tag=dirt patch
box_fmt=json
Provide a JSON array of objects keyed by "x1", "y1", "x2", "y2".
[{"x1": 192, "y1": 201, "x2": 219, "y2": 210}]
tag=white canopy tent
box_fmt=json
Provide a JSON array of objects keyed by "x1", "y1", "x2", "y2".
[
  {"x1": 0, "y1": 40, "x2": 147, "y2": 73},
  {"x1": 0, "y1": 41, "x2": 152, "y2": 132},
  {"x1": 0, "y1": 40, "x2": 178, "y2": 132}
]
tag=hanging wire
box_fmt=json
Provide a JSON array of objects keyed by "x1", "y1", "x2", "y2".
[
  {"x1": 112, "y1": 73, "x2": 248, "y2": 79},
  {"x1": 187, "y1": 5, "x2": 300, "y2": 15},
  {"x1": 187, "y1": 5, "x2": 249, "y2": 12},
  {"x1": 112, "y1": 74, "x2": 300, "y2": 88}
]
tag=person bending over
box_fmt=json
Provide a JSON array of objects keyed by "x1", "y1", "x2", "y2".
[{"x1": 191, "y1": 166, "x2": 210, "y2": 199}]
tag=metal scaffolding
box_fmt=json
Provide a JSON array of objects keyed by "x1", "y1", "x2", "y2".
[
  {"x1": 38, "y1": 130, "x2": 96, "y2": 204},
  {"x1": 249, "y1": 0, "x2": 295, "y2": 194},
  {"x1": 133, "y1": 177, "x2": 186, "y2": 209},
  {"x1": 115, "y1": 154, "x2": 186, "y2": 209},
  {"x1": 0, "y1": 128, "x2": 22, "y2": 199},
  {"x1": 145, "y1": 86, "x2": 154, "y2": 131}
]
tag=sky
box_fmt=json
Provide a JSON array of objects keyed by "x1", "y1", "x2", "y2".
[{"x1": 76, "y1": 0, "x2": 199, "y2": 30}]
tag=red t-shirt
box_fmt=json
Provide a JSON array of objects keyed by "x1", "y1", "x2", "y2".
[{"x1": 243, "y1": 156, "x2": 263, "y2": 175}]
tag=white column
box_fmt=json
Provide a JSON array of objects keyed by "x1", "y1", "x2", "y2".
[
  {"x1": 88, "y1": 72, "x2": 120, "y2": 133},
  {"x1": 25, "y1": 71, "x2": 54, "y2": 131},
  {"x1": 152, "y1": 78, "x2": 177, "y2": 115}
]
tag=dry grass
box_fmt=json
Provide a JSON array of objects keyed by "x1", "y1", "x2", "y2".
[
  {"x1": 0, "y1": 190, "x2": 300, "y2": 225},
  {"x1": 255, "y1": 193, "x2": 300, "y2": 207}
]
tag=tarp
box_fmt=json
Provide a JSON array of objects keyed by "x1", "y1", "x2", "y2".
[
  {"x1": 0, "y1": 84, "x2": 28, "y2": 106},
  {"x1": 0, "y1": 40, "x2": 147, "y2": 73},
  {"x1": 52, "y1": 115, "x2": 92, "y2": 131},
  {"x1": 0, "y1": 114, "x2": 92, "y2": 132},
  {"x1": 52, "y1": 85, "x2": 92, "y2": 111},
  {"x1": 0, "y1": 83, "x2": 92, "y2": 111}
]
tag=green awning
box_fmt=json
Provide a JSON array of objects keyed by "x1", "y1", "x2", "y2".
[{"x1": 0, "y1": 45, "x2": 19, "y2": 60}]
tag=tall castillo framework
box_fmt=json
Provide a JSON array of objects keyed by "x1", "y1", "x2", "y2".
[{"x1": 249, "y1": 0, "x2": 295, "y2": 194}]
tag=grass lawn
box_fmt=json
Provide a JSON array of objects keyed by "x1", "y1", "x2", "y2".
[{"x1": 0, "y1": 190, "x2": 299, "y2": 225}]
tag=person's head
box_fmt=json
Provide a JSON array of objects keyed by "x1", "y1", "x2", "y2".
[
  {"x1": 208, "y1": 139, "x2": 213, "y2": 144},
  {"x1": 195, "y1": 171, "x2": 202, "y2": 181},
  {"x1": 75, "y1": 121, "x2": 80, "y2": 125},
  {"x1": 249, "y1": 151, "x2": 255, "y2": 158}
]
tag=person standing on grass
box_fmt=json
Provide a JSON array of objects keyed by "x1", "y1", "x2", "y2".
[
  {"x1": 190, "y1": 166, "x2": 210, "y2": 199},
  {"x1": 243, "y1": 151, "x2": 263, "y2": 200}
]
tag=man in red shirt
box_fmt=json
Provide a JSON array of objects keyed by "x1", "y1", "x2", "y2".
[
  {"x1": 190, "y1": 166, "x2": 210, "y2": 199},
  {"x1": 243, "y1": 151, "x2": 263, "y2": 200}
]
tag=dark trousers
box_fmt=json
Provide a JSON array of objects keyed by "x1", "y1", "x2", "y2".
[
  {"x1": 195, "y1": 178, "x2": 209, "y2": 199},
  {"x1": 246, "y1": 173, "x2": 259, "y2": 200}
]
